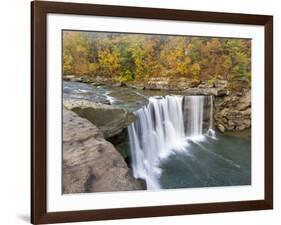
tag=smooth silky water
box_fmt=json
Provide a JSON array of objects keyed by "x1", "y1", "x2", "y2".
[{"x1": 64, "y1": 81, "x2": 251, "y2": 190}]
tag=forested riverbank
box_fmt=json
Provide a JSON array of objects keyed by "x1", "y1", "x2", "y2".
[{"x1": 63, "y1": 31, "x2": 251, "y2": 92}]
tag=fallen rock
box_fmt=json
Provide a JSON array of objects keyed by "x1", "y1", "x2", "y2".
[
  {"x1": 63, "y1": 109, "x2": 145, "y2": 194},
  {"x1": 64, "y1": 99, "x2": 135, "y2": 139},
  {"x1": 217, "y1": 124, "x2": 225, "y2": 132}
]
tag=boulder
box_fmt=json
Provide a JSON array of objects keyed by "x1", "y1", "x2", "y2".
[
  {"x1": 217, "y1": 124, "x2": 225, "y2": 132},
  {"x1": 63, "y1": 109, "x2": 145, "y2": 194},
  {"x1": 64, "y1": 99, "x2": 135, "y2": 139},
  {"x1": 63, "y1": 75, "x2": 82, "y2": 82},
  {"x1": 236, "y1": 90, "x2": 251, "y2": 111},
  {"x1": 63, "y1": 75, "x2": 75, "y2": 81},
  {"x1": 214, "y1": 80, "x2": 228, "y2": 90}
]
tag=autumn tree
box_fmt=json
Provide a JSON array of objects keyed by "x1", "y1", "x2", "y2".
[{"x1": 62, "y1": 31, "x2": 251, "y2": 89}]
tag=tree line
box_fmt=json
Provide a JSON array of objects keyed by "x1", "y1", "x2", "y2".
[{"x1": 63, "y1": 31, "x2": 251, "y2": 87}]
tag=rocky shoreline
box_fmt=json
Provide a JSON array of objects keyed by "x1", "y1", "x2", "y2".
[
  {"x1": 63, "y1": 107, "x2": 145, "y2": 194},
  {"x1": 64, "y1": 75, "x2": 251, "y2": 132}
]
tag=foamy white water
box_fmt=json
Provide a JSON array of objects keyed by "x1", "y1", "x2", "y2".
[
  {"x1": 128, "y1": 95, "x2": 215, "y2": 189},
  {"x1": 207, "y1": 95, "x2": 216, "y2": 139}
]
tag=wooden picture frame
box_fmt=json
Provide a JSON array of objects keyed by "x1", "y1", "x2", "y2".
[{"x1": 31, "y1": 1, "x2": 273, "y2": 224}]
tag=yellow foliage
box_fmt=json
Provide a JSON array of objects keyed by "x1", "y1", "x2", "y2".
[
  {"x1": 190, "y1": 63, "x2": 201, "y2": 79},
  {"x1": 89, "y1": 63, "x2": 98, "y2": 75},
  {"x1": 62, "y1": 31, "x2": 251, "y2": 89},
  {"x1": 98, "y1": 50, "x2": 120, "y2": 76}
]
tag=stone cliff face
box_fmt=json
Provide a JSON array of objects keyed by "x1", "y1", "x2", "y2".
[
  {"x1": 182, "y1": 80, "x2": 251, "y2": 132},
  {"x1": 214, "y1": 90, "x2": 251, "y2": 132},
  {"x1": 63, "y1": 109, "x2": 144, "y2": 194}
]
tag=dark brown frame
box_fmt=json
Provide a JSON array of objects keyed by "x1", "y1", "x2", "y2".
[{"x1": 31, "y1": 1, "x2": 273, "y2": 224}]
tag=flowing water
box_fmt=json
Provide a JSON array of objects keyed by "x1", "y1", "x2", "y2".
[
  {"x1": 128, "y1": 96, "x2": 187, "y2": 189},
  {"x1": 64, "y1": 81, "x2": 251, "y2": 190},
  {"x1": 127, "y1": 95, "x2": 228, "y2": 189}
]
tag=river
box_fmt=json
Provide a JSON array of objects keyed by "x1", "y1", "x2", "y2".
[{"x1": 64, "y1": 81, "x2": 251, "y2": 190}]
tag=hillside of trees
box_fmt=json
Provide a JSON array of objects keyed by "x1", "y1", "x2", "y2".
[{"x1": 63, "y1": 31, "x2": 251, "y2": 88}]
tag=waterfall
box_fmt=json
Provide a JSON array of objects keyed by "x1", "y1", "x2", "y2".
[
  {"x1": 128, "y1": 95, "x2": 215, "y2": 190},
  {"x1": 207, "y1": 96, "x2": 216, "y2": 139},
  {"x1": 184, "y1": 96, "x2": 204, "y2": 138}
]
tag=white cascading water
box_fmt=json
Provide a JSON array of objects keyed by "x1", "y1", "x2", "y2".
[
  {"x1": 185, "y1": 96, "x2": 204, "y2": 139},
  {"x1": 207, "y1": 95, "x2": 216, "y2": 138},
  {"x1": 128, "y1": 95, "x2": 215, "y2": 189}
]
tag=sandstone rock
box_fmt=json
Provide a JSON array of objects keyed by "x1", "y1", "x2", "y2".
[
  {"x1": 236, "y1": 124, "x2": 246, "y2": 131},
  {"x1": 63, "y1": 75, "x2": 82, "y2": 82},
  {"x1": 63, "y1": 109, "x2": 145, "y2": 194},
  {"x1": 228, "y1": 120, "x2": 235, "y2": 127},
  {"x1": 146, "y1": 77, "x2": 169, "y2": 90},
  {"x1": 126, "y1": 77, "x2": 200, "y2": 91},
  {"x1": 243, "y1": 119, "x2": 251, "y2": 127},
  {"x1": 125, "y1": 82, "x2": 145, "y2": 90},
  {"x1": 167, "y1": 77, "x2": 200, "y2": 90},
  {"x1": 63, "y1": 75, "x2": 75, "y2": 81},
  {"x1": 183, "y1": 85, "x2": 229, "y2": 96},
  {"x1": 236, "y1": 91, "x2": 251, "y2": 111},
  {"x1": 214, "y1": 90, "x2": 251, "y2": 132},
  {"x1": 217, "y1": 124, "x2": 225, "y2": 132},
  {"x1": 214, "y1": 80, "x2": 228, "y2": 89},
  {"x1": 198, "y1": 82, "x2": 214, "y2": 88},
  {"x1": 217, "y1": 89, "x2": 230, "y2": 96},
  {"x1": 88, "y1": 76, "x2": 114, "y2": 85},
  {"x1": 184, "y1": 88, "x2": 218, "y2": 96},
  {"x1": 214, "y1": 80, "x2": 230, "y2": 96},
  {"x1": 241, "y1": 108, "x2": 251, "y2": 116},
  {"x1": 64, "y1": 99, "x2": 135, "y2": 139}
]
